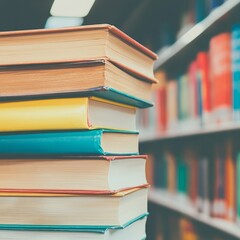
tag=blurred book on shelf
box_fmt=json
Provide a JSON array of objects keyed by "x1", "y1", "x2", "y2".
[
  {"x1": 154, "y1": 0, "x2": 226, "y2": 53},
  {"x1": 138, "y1": 23, "x2": 240, "y2": 140},
  {"x1": 148, "y1": 206, "x2": 235, "y2": 240},
  {"x1": 146, "y1": 137, "x2": 240, "y2": 227}
]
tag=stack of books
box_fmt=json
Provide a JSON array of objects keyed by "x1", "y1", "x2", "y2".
[{"x1": 0, "y1": 24, "x2": 157, "y2": 239}]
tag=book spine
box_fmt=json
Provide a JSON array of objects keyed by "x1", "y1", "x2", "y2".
[
  {"x1": 0, "y1": 98, "x2": 89, "y2": 132},
  {"x1": 225, "y1": 140, "x2": 236, "y2": 221},
  {"x1": 0, "y1": 130, "x2": 104, "y2": 155},
  {"x1": 197, "y1": 52, "x2": 211, "y2": 124},
  {"x1": 195, "y1": 0, "x2": 207, "y2": 22},
  {"x1": 166, "y1": 80, "x2": 178, "y2": 131},
  {"x1": 210, "y1": 33, "x2": 232, "y2": 124},
  {"x1": 210, "y1": 0, "x2": 224, "y2": 10},
  {"x1": 213, "y1": 144, "x2": 226, "y2": 218},
  {"x1": 237, "y1": 152, "x2": 240, "y2": 224},
  {"x1": 155, "y1": 87, "x2": 167, "y2": 133},
  {"x1": 232, "y1": 25, "x2": 240, "y2": 121}
]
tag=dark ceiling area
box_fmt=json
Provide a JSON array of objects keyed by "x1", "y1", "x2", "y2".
[{"x1": 0, "y1": 0, "x2": 181, "y2": 51}]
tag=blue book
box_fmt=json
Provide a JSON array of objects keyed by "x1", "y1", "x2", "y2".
[
  {"x1": 195, "y1": 0, "x2": 207, "y2": 22},
  {"x1": 0, "y1": 214, "x2": 147, "y2": 240},
  {"x1": 232, "y1": 24, "x2": 240, "y2": 120},
  {"x1": 0, "y1": 130, "x2": 138, "y2": 156},
  {"x1": 210, "y1": 0, "x2": 224, "y2": 10}
]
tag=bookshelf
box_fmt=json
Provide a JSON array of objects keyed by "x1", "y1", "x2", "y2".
[
  {"x1": 148, "y1": 189, "x2": 240, "y2": 239},
  {"x1": 139, "y1": 0, "x2": 240, "y2": 239},
  {"x1": 154, "y1": 0, "x2": 240, "y2": 70}
]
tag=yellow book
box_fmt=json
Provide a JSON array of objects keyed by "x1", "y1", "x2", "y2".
[{"x1": 0, "y1": 97, "x2": 136, "y2": 132}]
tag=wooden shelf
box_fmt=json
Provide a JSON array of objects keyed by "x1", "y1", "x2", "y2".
[
  {"x1": 148, "y1": 189, "x2": 240, "y2": 238},
  {"x1": 154, "y1": 0, "x2": 240, "y2": 70},
  {"x1": 140, "y1": 122, "x2": 240, "y2": 144}
]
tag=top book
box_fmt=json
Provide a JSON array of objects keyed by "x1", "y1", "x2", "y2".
[{"x1": 0, "y1": 24, "x2": 157, "y2": 81}]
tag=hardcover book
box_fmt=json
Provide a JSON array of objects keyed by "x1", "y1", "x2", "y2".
[
  {"x1": 0, "y1": 215, "x2": 147, "y2": 240},
  {"x1": 0, "y1": 130, "x2": 138, "y2": 156},
  {"x1": 0, "y1": 188, "x2": 148, "y2": 227},
  {"x1": 0, "y1": 59, "x2": 154, "y2": 108},
  {"x1": 0, "y1": 156, "x2": 147, "y2": 193},
  {"x1": 0, "y1": 97, "x2": 136, "y2": 132},
  {"x1": 0, "y1": 24, "x2": 157, "y2": 80},
  {"x1": 232, "y1": 25, "x2": 240, "y2": 120}
]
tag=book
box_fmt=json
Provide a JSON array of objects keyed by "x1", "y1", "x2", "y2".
[
  {"x1": 0, "y1": 214, "x2": 147, "y2": 240},
  {"x1": 0, "y1": 156, "x2": 147, "y2": 193},
  {"x1": 225, "y1": 140, "x2": 236, "y2": 221},
  {"x1": 232, "y1": 24, "x2": 240, "y2": 120},
  {"x1": 195, "y1": 0, "x2": 207, "y2": 22},
  {"x1": 0, "y1": 24, "x2": 157, "y2": 80},
  {"x1": 166, "y1": 150, "x2": 176, "y2": 194},
  {"x1": 187, "y1": 149, "x2": 198, "y2": 208},
  {"x1": 154, "y1": 71, "x2": 167, "y2": 133},
  {"x1": 0, "y1": 97, "x2": 136, "y2": 132},
  {"x1": 0, "y1": 60, "x2": 153, "y2": 108},
  {"x1": 197, "y1": 156, "x2": 210, "y2": 214},
  {"x1": 145, "y1": 153, "x2": 154, "y2": 186},
  {"x1": 213, "y1": 143, "x2": 226, "y2": 218},
  {"x1": 176, "y1": 153, "x2": 189, "y2": 199},
  {"x1": 0, "y1": 216, "x2": 146, "y2": 240},
  {"x1": 0, "y1": 130, "x2": 138, "y2": 156},
  {"x1": 0, "y1": 188, "x2": 147, "y2": 227},
  {"x1": 209, "y1": 32, "x2": 232, "y2": 124},
  {"x1": 178, "y1": 74, "x2": 191, "y2": 130},
  {"x1": 188, "y1": 60, "x2": 201, "y2": 128},
  {"x1": 237, "y1": 151, "x2": 240, "y2": 224},
  {"x1": 197, "y1": 52, "x2": 211, "y2": 124},
  {"x1": 179, "y1": 218, "x2": 198, "y2": 240},
  {"x1": 166, "y1": 80, "x2": 178, "y2": 132}
]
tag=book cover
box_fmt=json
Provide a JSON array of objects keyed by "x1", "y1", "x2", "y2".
[
  {"x1": 0, "y1": 213, "x2": 148, "y2": 231},
  {"x1": 0, "y1": 188, "x2": 148, "y2": 227},
  {"x1": 232, "y1": 24, "x2": 240, "y2": 120},
  {"x1": 225, "y1": 139, "x2": 236, "y2": 221},
  {"x1": 213, "y1": 144, "x2": 226, "y2": 218},
  {"x1": 166, "y1": 80, "x2": 178, "y2": 132},
  {"x1": 155, "y1": 71, "x2": 167, "y2": 133},
  {"x1": 0, "y1": 155, "x2": 148, "y2": 194},
  {"x1": 0, "y1": 97, "x2": 136, "y2": 132},
  {"x1": 195, "y1": 0, "x2": 207, "y2": 22},
  {"x1": 0, "y1": 24, "x2": 157, "y2": 81},
  {"x1": 0, "y1": 59, "x2": 154, "y2": 109},
  {"x1": 0, "y1": 129, "x2": 138, "y2": 156},
  {"x1": 210, "y1": 32, "x2": 232, "y2": 124},
  {"x1": 188, "y1": 60, "x2": 201, "y2": 129},
  {"x1": 197, "y1": 51, "x2": 211, "y2": 125},
  {"x1": 237, "y1": 151, "x2": 240, "y2": 224},
  {"x1": 176, "y1": 153, "x2": 189, "y2": 199}
]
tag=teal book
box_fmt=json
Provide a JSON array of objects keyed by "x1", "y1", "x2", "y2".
[
  {"x1": 0, "y1": 130, "x2": 138, "y2": 156},
  {"x1": 177, "y1": 155, "x2": 189, "y2": 197},
  {"x1": 232, "y1": 24, "x2": 240, "y2": 120},
  {"x1": 0, "y1": 214, "x2": 147, "y2": 240}
]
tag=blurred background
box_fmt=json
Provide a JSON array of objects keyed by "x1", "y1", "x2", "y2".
[{"x1": 2, "y1": 0, "x2": 240, "y2": 239}]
